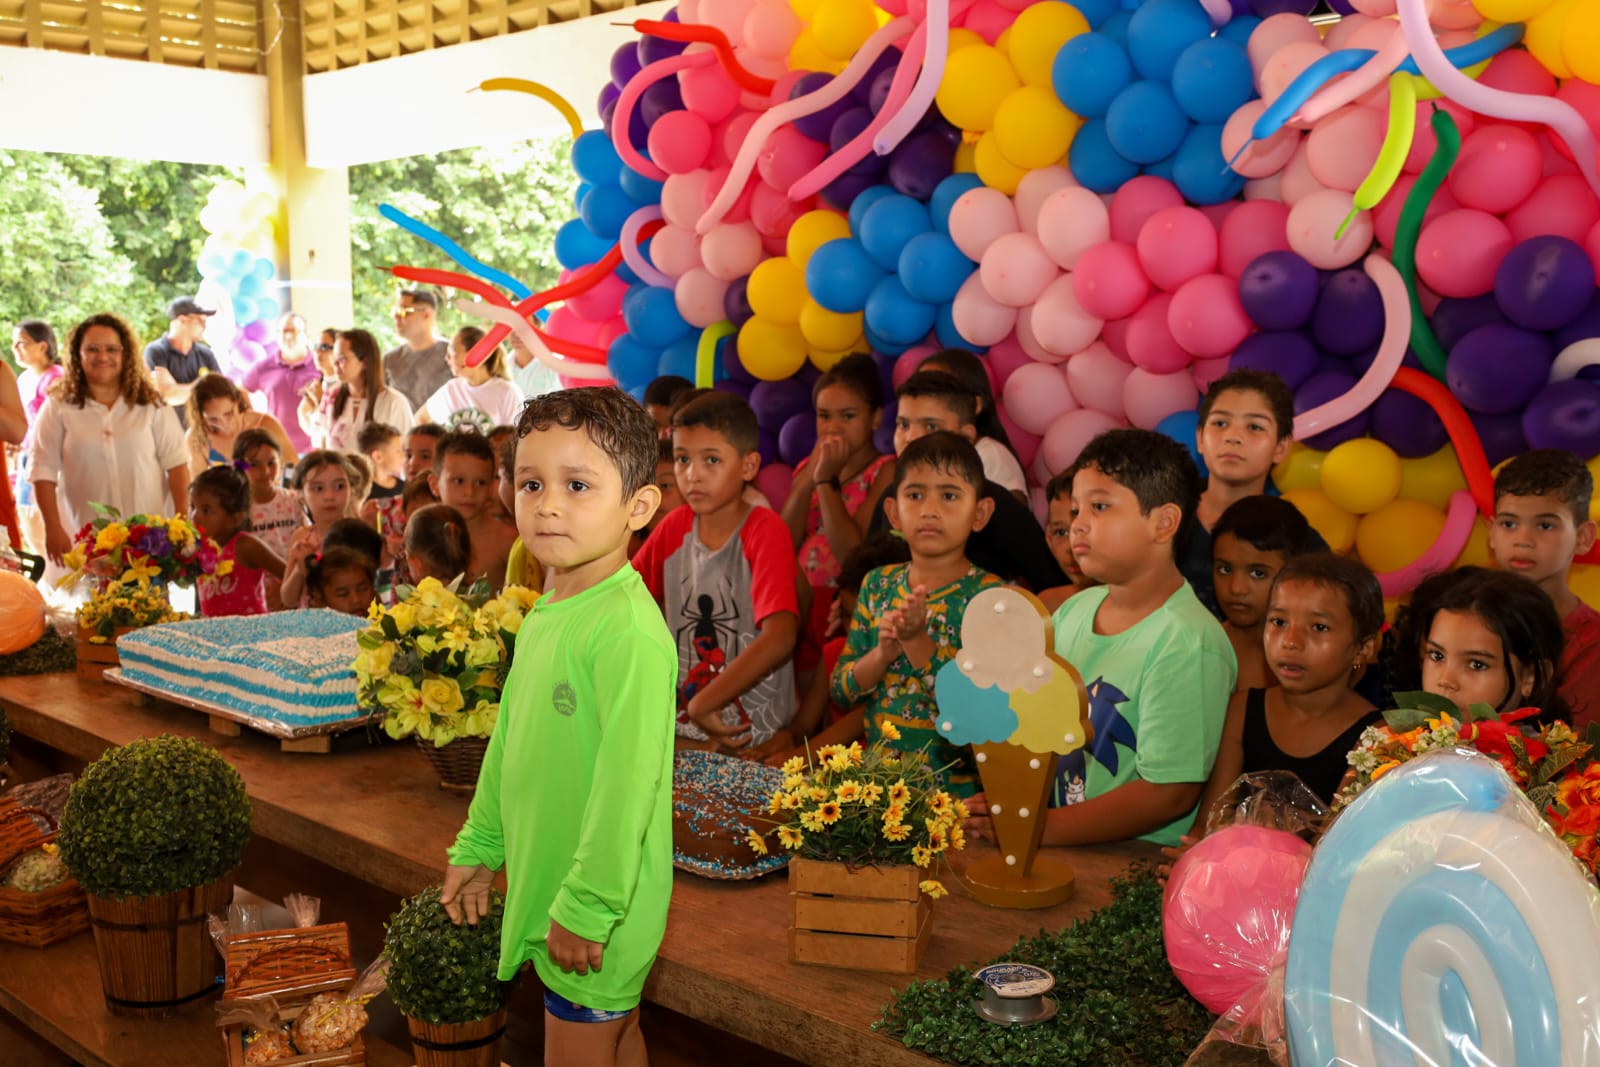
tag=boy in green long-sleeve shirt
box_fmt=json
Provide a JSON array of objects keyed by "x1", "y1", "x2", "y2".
[{"x1": 442, "y1": 387, "x2": 675, "y2": 1067}]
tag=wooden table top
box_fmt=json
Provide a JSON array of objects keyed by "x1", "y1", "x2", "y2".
[{"x1": 0, "y1": 672, "x2": 1156, "y2": 1067}]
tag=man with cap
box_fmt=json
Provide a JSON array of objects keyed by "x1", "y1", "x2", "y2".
[
  {"x1": 383, "y1": 288, "x2": 452, "y2": 411},
  {"x1": 144, "y1": 296, "x2": 222, "y2": 425}
]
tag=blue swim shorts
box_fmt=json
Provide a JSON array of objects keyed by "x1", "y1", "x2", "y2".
[{"x1": 543, "y1": 989, "x2": 635, "y2": 1024}]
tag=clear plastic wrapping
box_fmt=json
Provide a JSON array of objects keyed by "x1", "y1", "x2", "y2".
[{"x1": 289, "y1": 956, "x2": 388, "y2": 1054}]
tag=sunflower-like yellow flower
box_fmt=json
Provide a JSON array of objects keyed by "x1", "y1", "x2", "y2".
[
  {"x1": 949, "y1": 824, "x2": 966, "y2": 851},
  {"x1": 929, "y1": 826, "x2": 949, "y2": 853},
  {"x1": 861, "y1": 783, "x2": 884, "y2": 806},
  {"x1": 768, "y1": 789, "x2": 784, "y2": 815},
  {"x1": 778, "y1": 825, "x2": 804, "y2": 851},
  {"x1": 919, "y1": 879, "x2": 948, "y2": 899},
  {"x1": 888, "y1": 780, "x2": 910, "y2": 806},
  {"x1": 835, "y1": 781, "x2": 862, "y2": 804},
  {"x1": 800, "y1": 809, "x2": 825, "y2": 832},
  {"x1": 817, "y1": 801, "x2": 842, "y2": 825},
  {"x1": 883, "y1": 822, "x2": 911, "y2": 842},
  {"x1": 809, "y1": 786, "x2": 830, "y2": 803},
  {"x1": 930, "y1": 792, "x2": 953, "y2": 817},
  {"x1": 879, "y1": 721, "x2": 901, "y2": 742},
  {"x1": 746, "y1": 829, "x2": 769, "y2": 856},
  {"x1": 911, "y1": 845, "x2": 933, "y2": 868},
  {"x1": 784, "y1": 774, "x2": 805, "y2": 792},
  {"x1": 779, "y1": 791, "x2": 804, "y2": 811},
  {"x1": 883, "y1": 803, "x2": 905, "y2": 826},
  {"x1": 954, "y1": 798, "x2": 970, "y2": 821},
  {"x1": 847, "y1": 741, "x2": 864, "y2": 766}
]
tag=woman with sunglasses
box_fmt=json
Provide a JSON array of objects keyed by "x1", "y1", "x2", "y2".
[
  {"x1": 297, "y1": 328, "x2": 343, "y2": 450},
  {"x1": 237, "y1": 312, "x2": 321, "y2": 454}
]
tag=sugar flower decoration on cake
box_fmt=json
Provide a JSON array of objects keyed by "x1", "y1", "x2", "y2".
[{"x1": 357, "y1": 578, "x2": 539, "y2": 747}]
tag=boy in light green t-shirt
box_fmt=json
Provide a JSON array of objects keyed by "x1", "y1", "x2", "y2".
[{"x1": 442, "y1": 387, "x2": 675, "y2": 1067}]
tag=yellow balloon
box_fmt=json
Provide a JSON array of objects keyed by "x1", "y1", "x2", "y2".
[
  {"x1": 1525, "y1": 0, "x2": 1576, "y2": 78},
  {"x1": 1273, "y1": 442, "x2": 1325, "y2": 493},
  {"x1": 789, "y1": 0, "x2": 820, "y2": 20},
  {"x1": 799, "y1": 299, "x2": 864, "y2": 351},
  {"x1": 810, "y1": 0, "x2": 876, "y2": 60},
  {"x1": 747, "y1": 257, "x2": 806, "y2": 324},
  {"x1": 948, "y1": 28, "x2": 986, "y2": 54},
  {"x1": 808, "y1": 344, "x2": 857, "y2": 371},
  {"x1": 1471, "y1": 0, "x2": 1554, "y2": 21},
  {"x1": 738, "y1": 317, "x2": 808, "y2": 381},
  {"x1": 789, "y1": 30, "x2": 838, "y2": 76},
  {"x1": 1399, "y1": 445, "x2": 1468, "y2": 511},
  {"x1": 1283, "y1": 489, "x2": 1358, "y2": 555},
  {"x1": 996, "y1": 27, "x2": 1013, "y2": 53},
  {"x1": 787, "y1": 210, "x2": 852, "y2": 267},
  {"x1": 974, "y1": 130, "x2": 1030, "y2": 195},
  {"x1": 954, "y1": 139, "x2": 979, "y2": 175},
  {"x1": 994, "y1": 86, "x2": 1081, "y2": 171},
  {"x1": 936, "y1": 45, "x2": 1020, "y2": 132},
  {"x1": 1356, "y1": 498, "x2": 1447, "y2": 574},
  {"x1": 1007, "y1": 1, "x2": 1091, "y2": 88},
  {"x1": 1563, "y1": 0, "x2": 1600, "y2": 83},
  {"x1": 1321, "y1": 438, "x2": 1402, "y2": 515},
  {"x1": 1572, "y1": 563, "x2": 1600, "y2": 612},
  {"x1": 1453, "y1": 516, "x2": 1493, "y2": 569}
]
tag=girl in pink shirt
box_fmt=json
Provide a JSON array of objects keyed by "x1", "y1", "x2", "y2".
[{"x1": 190, "y1": 465, "x2": 286, "y2": 617}]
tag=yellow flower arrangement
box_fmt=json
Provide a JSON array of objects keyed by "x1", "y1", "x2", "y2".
[
  {"x1": 77, "y1": 583, "x2": 189, "y2": 640},
  {"x1": 764, "y1": 736, "x2": 963, "y2": 899},
  {"x1": 355, "y1": 578, "x2": 540, "y2": 747}
]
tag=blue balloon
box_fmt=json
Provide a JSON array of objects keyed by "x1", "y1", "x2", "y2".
[
  {"x1": 228, "y1": 249, "x2": 255, "y2": 276},
  {"x1": 1067, "y1": 0, "x2": 1119, "y2": 27},
  {"x1": 807, "y1": 238, "x2": 887, "y2": 314},
  {"x1": 1106, "y1": 80, "x2": 1189, "y2": 164},
  {"x1": 865, "y1": 276, "x2": 937, "y2": 347},
  {"x1": 578, "y1": 182, "x2": 635, "y2": 241},
  {"x1": 1173, "y1": 123, "x2": 1247, "y2": 206},
  {"x1": 1052, "y1": 33, "x2": 1134, "y2": 119},
  {"x1": 863, "y1": 324, "x2": 912, "y2": 357},
  {"x1": 619, "y1": 165, "x2": 664, "y2": 206},
  {"x1": 657, "y1": 336, "x2": 699, "y2": 382},
  {"x1": 1068, "y1": 118, "x2": 1141, "y2": 193},
  {"x1": 847, "y1": 184, "x2": 895, "y2": 235},
  {"x1": 1098, "y1": 9, "x2": 1133, "y2": 43},
  {"x1": 899, "y1": 232, "x2": 975, "y2": 305},
  {"x1": 1125, "y1": 0, "x2": 1213, "y2": 81},
  {"x1": 199, "y1": 253, "x2": 227, "y2": 278},
  {"x1": 858, "y1": 194, "x2": 932, "y2": 272},
  {"x1": 572, "y1": 130, "x2": 623, "y2": 187},
  {"x1": 232, "y1": 295, "x2": 258, "y2": 323},
  {"x1": 237, "y1": 274, "x2": 264, "y2": 299},
  {"x1": 1216, "y1": 13, "x2": 1260, "y2": 46},
  {"x1": 255, "y1": 297, "x2": 280, "y2": 322},
  {"x1": 1143, "y1": 152, "x2": 1178, "y2": 181},
  {"x1": 1155, "y1": 409, "x2": 1208, "y2": 478},
  {"x1": 251, "y1": 257, "x2": 275, "y2": 282},
  {"x1": 607, "y1": 333, "x2": 661, "y2": 391},
  {"x1": 623, "y1": 286, "x2": 692, "y2": 348},
  {"x1": 934, "y1": 301, "x2": 981, "y2": 352},
  {"x1": 928, "y1": 173, "x2": 983, "y2": 233},
  {"x1": 574, "y1": 181, "x2": 594, "y2": 212},
  {"x1": 554, "y1": 218, "x2": 612, "y2": 270},
  {"x1": 1171, "y1": 38, "x2": 1255, "y2": 124}
]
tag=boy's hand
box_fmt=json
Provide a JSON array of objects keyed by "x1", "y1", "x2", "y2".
[
  {"x1": 876, "y1": 611, "x2": 903, "y2": 660},
  {"x1": 895, "y1": 586, "x2": 929, "y2": 640},
  {"x1": 440, "y1": 863, "x2": 496, "y2": 925},
  {"x1": 1156, "y1": 834, "x2": 1198, "y2": 884},
  {"x1": 548, "y1": 920, "x2": 604, "y2": 976}
]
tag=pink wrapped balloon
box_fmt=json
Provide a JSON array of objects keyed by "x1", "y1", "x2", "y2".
[
  {"x1": 1306, "y1": 106, "x2": 1386, "y2": 194},
  {"x1": 1072, "y1": 241, "x2": 1150, "y2": 321},
  {"x1": 1013, "y1": 165, "x2": 1078, "y2": 233},
  {"x1": 1192, "y1": 354, "x2": 1232, "y2": 390},
  {"x1": 699, "y1": 221, "x2": 761, "y2": 281},
  {"x1": 1123, "y1": 367, "x2": 1198, "y2": 430},
  {"x1": 948, "y1": 187, "x2": 1020, "y2": 262},
  {"x1": 1506, "y1": 174, "x2": 1600, "y2": 244},
  {"x1": 1448, "y1": 125, "x2": 1543, "y2": 216},
  {"x1": 1257, "y1": 42, "x2": 1331, "y2": 113},
  {"x1": 1066, "y1": 341, "x2": 1132, "y2": 418},
  {"x1": 662, "y1": 170, "x2": 716, "y2": 229},
  {"x1": 1028, "y1": 275, "x2": 1105, "y2": 357},
  {"x1": 986, "y1": 336, "x2": 1033, "y2": 390},
  {"x1": 757, "y1": 127, "x2": 828, "y2": 192},
  {"x1": 680, "y1": 62, "x2": 742, "y2": 123},
  {"x1": 1137, "y1": 207, "x2": 1219, "y2": 293},
  {"x1": 743, "y1": 0, "x2": 801, "y2": 58},
  {"x1": 1286, "y1": 189, "x2": 1372, "y2": 269},
  {"x1": 979, "y1": 232, "x2": 1060, "y2": 308},
  {"x1": 951, "y1": 273, "x2": 1020, "y2": 347},
  {"x1": 1109, "y1": 177, "x2": 1184, "y2": 245},
  {"x1": 1415, "y1": 209, "x2": 1514, "y2": 298},
  {"x1": 650, "y1": 224, "x2": 705, "y2": 279},
  {"x1": 1001, "y1": 410, "x2": 1041, "y2": 470},
  {"x1": 566, "y1": 270, "x2": 628, "y2": 322},
  {"x1": 1220, "y1": 200, "x2": 1292, "y2": 278},
  {"x1": 1126, "y1": 294, "x2": 1191, "y2": 373},
  {"x1": 1163, "y1": 824, "x2": 1312, "y2": 1016},
  {"x1": 1403, "y1": 99, "x2": 1475, "y2": 175},
  {"x1": 1036, "y1": 186, "x2": 1111, "y2": 270},
  {"x1": 649, "y1": 111, "x2": 714, "y2": 175},
  {"x1": 1373, "y1": 174, "x2": 1460, "y2": 250},
  {"x1": 1278, "y1": 141, "x2": 1326, "y2": 207},
  {"x1": 1222, "y1": 101, "x2": 1301, "y2": 180},
  {"x1": 1002, "y1": 361, "x2": 1077, "y2": 436},
  {"x1": 1168, "y1": 273, "x2": 1253, "y2": 359},
  {"x1": 675, "y1": 268, "x2": 732, "y2": 329},
  {"x1": 1246, "y1": 14, "x2": 1323, "y2": 79},
  {"x1": 1041, "y1": 408, "x2": 1120, "y2": 475}
]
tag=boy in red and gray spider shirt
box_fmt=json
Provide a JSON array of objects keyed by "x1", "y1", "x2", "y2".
[{"x1": 632, "y1": 391, "x2": 800, "y2": 754}]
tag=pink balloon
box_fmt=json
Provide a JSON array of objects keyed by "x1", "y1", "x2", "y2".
[
  {"x1": 1540, "y1": 131, "x2": 1581, "y2": 178},
  {"x1": 662, "y1": 170, "x2": 714, "y2": 229},
  {"x1": 1247, "y1": 14, "x2": 1323, "y2": 81},
  {"x1": 614, "y1": 51, "x2": 717, "y2": 182},
  {"x1": 1294, "y1": 22, "x2": 1408, "y2": 127},
  {"x1": 1100, "y1": 314, "x2": 1133, "y2": 362},
  {"x1": 1028, "y1": 275, "x2": 1106, "y2": 358},
  {"x1": 1065, "y1": 341, "x2": 1132, "y2": 418},
  {"x1": 649, "y1": 110, "x2": 714, "y2": 175},
  {"x1": 1294, "y1": 253, "x2": 1409, "y2": 442},
  {"x1": 1109, "y1": 176, "x2": 1184, "y2": 245},
  {"x1": 1222, "y1": 101, "x2": 1301, "y2": 180},
  {"x1": 1137, "y1": 206, "x2": 1219, "y2": 292},
  {"x1": 1285, "y1": 189, "x2": 1372, "y2": 270},
  {"x1": 1219, "y1": 200, "x2": 1292, "y2": 277},
  {"x1": 1258, "y1": 42, "x2": 1330, "y2": 113},
  {"x1": 1402, "y1": 99, "x2": 1475, "y2": 175},
  {"x1": 546, "y1": 307, "x2": 601, "y2": 347},
  {"x1": 566, "y1": 268, "x2": 628, "y2": 321},
  {"x1": 1014, "y1": 305, "x2": 1054, "y2": 364},
  {"x1": 674, "y1": 267, "x2": 731, "y2": 328},
  {"x1": 1036, "y1": 186, "x2": 1111, "y2": 270},
  {"x1": 1322, "y1": 12, "x2": 1374, "y2": 50},
  {"x1": 1448, "y1": 124, "x2": 1543, "y2": 216},
  {"x1": 961, "y1": 0, "x2": 1013, "y2": 43},
  {"x1": 1126, "y1": 293, "x2": 1191, "y2": 373},
  {"x1": 757, "y1": 126, "x2": 828, "y2": 192},
  {"x1": 1014, "y1": 165, "x2": 1078, "y2": 233},
  {"x1": 1163, "y1": 824, "x2": 1312, "y2": 1016},
  {"x1": 1373, "y1": 173, "x2": 1459, "y2": 250},
  {"x1": 681, "y1": 62, "x2": 743, "y2": 124},
  {"x1": 1168, "y1": 273, "x2": 1253, "y2": 359},
  {"x1": 700, "y1": 220, "x2": 764, "y2": 281},
  {"x1": 750, "y1": 181, "x2": 809, "y2": 238},
  {"x1": 1414, "y1": 209, "x2": 1514, "y2": 299},
  {"x1": 949, "y1": 187, "x2": 1020, "y2": 261},
  {"x1": 744, "y1": 0, "x2": 801, "y2": 57},
  {"x1": 1003, "y1": 361, "x2": 1077, "y2": 436},
  {"x1": 754, "y1": 462, "x2": 794, "y2": 507},
  {"x1": 873, "y1": 0, "x2": 953, "y2": 155},
  {"x1": 986, "y1": 336, "x2": 1033, "y2": 389},
  {"x1": 699, "y1": 0, "x2": 755, "y2": 41},
  {"x1": 893, "y1": 345, "x2": 937, "y2": 387},
  {"x1": 1306, "y1": 106, "x2": 1386, "y2": 193},
  {"x1": 1200, "y1": 200, "x2": 1240, "y2": 230},
  {"x1": 1191, "y1": 355, "x2": 1232, "y2": 391},
  {"x1": 722, "y1": 112, "x2": 762, "y2": 167},
  {"x1": 951, "y1": 273, "x2": 1021, "y2": 347},
  {"x1": 998, "y1": 407, "x2": 1041, "y2": 469},
  {"x1": 1278, "y1": 141, "x2": 1325, "y2": 207},
  {"x1": 980, "y1": 232, "x2": 1060, "y2": 308},
  {"x1": 1506, "y1": 174, "x2": 1600, "y2": 245},
  {"x1": 1123, "y1": 367, "x2": 1198, "y2": 430},
  {"x1": 1244, "y1": 173, "x2": 1284, "y2": 203},
  {"x1": 1041, "y1": 408, "x2": 1120, "y2": 476},
  {"x1": 1073, "y1": 241, "x2": 1150, "y2": 321},
  {"x1": 650, "y1": 223, "x2": 705, "y2": 279},
  {"x1": 1556, "y1": 79, "x2": 1600, "y2": 154},
  {"x1": 1475, "y1": 46, "x2": 1556, "y2": 104}
]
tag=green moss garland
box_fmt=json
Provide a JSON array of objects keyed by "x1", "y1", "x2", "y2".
[
  {"x1": 0, "y1": 627, "x2": 75, "y2": 677},
  {"x1": 876, "y1": 866, "x2": 1214, "y2": 1066}
]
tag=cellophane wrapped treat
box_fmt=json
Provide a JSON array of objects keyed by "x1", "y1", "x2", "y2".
[
  {"x1": 216, "y1": 996, "x2": 295, "y2": 1064},
  {"x1": 284, "y1": 893, "x2": 320, "y2": 928},
  {"x1": 290, "y1": 956, "x2": 389, "y2": 1054}
]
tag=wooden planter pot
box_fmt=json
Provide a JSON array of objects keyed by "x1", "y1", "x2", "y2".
[
  {"x1": 87, "y1": 876, "x2": 233, "y2": 1018},
  {"x1": 787, "y1": 858, "x2": 931, "y2": 974},
  {"x1": 75, "y1": 624, "x2": 132, "y2": 683},
  {"x1": 407, "y1": 1009, "x2": 508, "y2": 1067},
  {"x1": 414, "y1": 736, "x2": 489, "y2": 795}
]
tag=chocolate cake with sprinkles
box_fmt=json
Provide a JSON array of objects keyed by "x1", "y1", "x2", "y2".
[{"x1": 672, "y1": 750, "x2": 788, "y2": 880}]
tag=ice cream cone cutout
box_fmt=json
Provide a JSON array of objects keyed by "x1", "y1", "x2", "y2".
[{"x1": 935, "y1": 586, "x2": 1091, "y2": 909}]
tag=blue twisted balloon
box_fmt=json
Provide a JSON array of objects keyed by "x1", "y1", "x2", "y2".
[{"x1": 378, "y1": 203, "x2": 533, "y2": 300}]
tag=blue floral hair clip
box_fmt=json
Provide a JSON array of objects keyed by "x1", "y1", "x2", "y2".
[{"x1": 233, "y1": 458, "x2": 252, "y2": 473}]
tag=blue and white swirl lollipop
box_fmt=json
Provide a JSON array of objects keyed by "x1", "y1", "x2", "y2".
[{"x1": 1284, "y1": 750, "x2": 1600, "y2": 1067}]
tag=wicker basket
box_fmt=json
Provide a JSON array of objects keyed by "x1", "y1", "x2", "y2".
[
  {"x1": 408, "y1": 1010, "x2": 508, "y2": 1067},
  {"x1": 87, "y1": 876, "x2": 233, "y2": 1018},
  {"x1": 413, "y1": 737, "x2": 489, "y2": 794},
  {"x1": 219, "y1": 922, "x2": 367, "y2": 1067},
  {"x1": 0, "y1": 797, "x2": 89, "y2": 948}
]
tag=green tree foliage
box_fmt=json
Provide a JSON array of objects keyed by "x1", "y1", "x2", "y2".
[{"x1": 347, "y1": 133, "x2": 580, "y2": 342}]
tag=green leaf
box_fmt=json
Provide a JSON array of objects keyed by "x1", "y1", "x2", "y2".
[
  {"x1": 1392, "y1": 691, "x2": 1458, "y2": 717},
  {"x1": 380, "y1": 614, "x2": 399, "y2": 641},
  {"x1": 1383, "y1": 707, "x2": 1431, "y2": 732},
  {"x1": 1585, "y1": 722, "x2": 1600, "y2": 749},
  {"x1": 1526, "y1": 783, "x2": 1559, "y2": 812},
  {"x1": 1464, "y1": 701, "x2": 1500, "y2": 723},
  {"x1": 1532, "y1": 743, "x2": 1592, "y2": 788}
]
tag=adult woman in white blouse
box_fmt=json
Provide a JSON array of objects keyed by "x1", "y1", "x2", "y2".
[
  {"x1": 29, "y1": 313, "x2": 190, "y2": 564},
  {"x1": 298, "y1": 328, "x2": 413, "y2": 452}
]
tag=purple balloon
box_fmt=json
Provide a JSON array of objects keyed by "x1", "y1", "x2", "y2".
[
  {"x1": 875, "y1": 397, "x2": 898, "y2": 455},
  {"x1": 1311, "y1": 269, "x2": 1384, "y2": 355},
  {"x1": 791, "y1": 73, "x2": 853, "y2": 142},
  {"x1": 758, "y1": 428, "x2": 779, "y2": 466},
  {"x1": 639, "y1": 79, "x2": 685, "y2": 126},
  {"x1": 1239, "y1": 251, "x2": 1319, "y2": 330},
  {"x1": 722, "y1": 333, "x2": 757, "y2": 386},
  {"x1": 820, "y1": 170, "x2": 880, "y2": 211},
  {"x1": 1471, "y1": 410, "x2": 1529, "y2": 467},
  {"x1": 638, "y1": 23, "x2": 688, "y2": 66},
  {"x1": 714, "y1": 377, "x2": 753, "y2": 400},
  {"x1": 1350, "y1": 343, "x2": 1423, "y2": 376},
  {"x1": 232, "y1": 338, "x2": 266, "y2": 364},
  {"x1": 598, "y1": 82, "x2": 622, "y2": 115},
  {"x1": 796, "y1": 362, "x2": 824, "y2": 389},
  {"x1": 868, "y1": 67, "x2": 900, "y2": 115},
  {"x1": 724, "y1": 274, "x2": 754, "y2": 328},
  {"x1": 831, "y1": 109, "x2": 887, "y2": 175},
  {"x1": 1446, "y1": 324, "x2": 1552, "y2": 415},
  {"x1": 853, "y1": 47, "x2": 903, "y2": 105},
  {"x1": 1430, "y1": 293, "x2": 1507, "y2": 353},
  {"x1": 1249, "y1": 0, "x2": 1316, "y2": 13},
  {"x1": 1370, "y1": 388, "x2": 1448, "y2": 458},
  {"x1": 888, "y1": 132, "x2": 956, "y2": 201},
  {"x1": 1556, "y1": 292, "x2": 1600, "y2": 352},
  {"x1": 242, "y1": 319, "x2": 272, "y2": 343},
  {"x1": 779, "y1": 411, "x2": 819, "y2": 466},
  {"x1": 1523, "y1": 380, "x2": 1600, "y2": 458},
  {"x1": 611, "y1": 42, "x2": 643, "y2": 88},
  {"x1": 1295, "y1": 370, "x2": 1369, "y2": 449},
  {"x1": 1494, "y1": 235, "x2": 1598, "y2": 332},
  {"x1": 750, "y1": 379, "x2": 813, "y2": 430},
  {"x1": 1324, "y1": 0, "x2": 1357, "y2": 12},
  {"x1": 1229, "y1": 330, "x2": 1318, "y2": 389}
]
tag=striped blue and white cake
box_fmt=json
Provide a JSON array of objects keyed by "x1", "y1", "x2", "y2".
[{"x1": 116, "y1": 609, "x2": 366, "y2": 728}]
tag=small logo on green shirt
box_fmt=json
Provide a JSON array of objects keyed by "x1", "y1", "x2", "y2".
[{"x1": 552, "y1": 681, "x2": 577, "y2": 716}]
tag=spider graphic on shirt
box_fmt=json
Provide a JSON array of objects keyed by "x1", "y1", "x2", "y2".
[{"x1": 675, "y1": 589, "x2": 750, "y2": 729}]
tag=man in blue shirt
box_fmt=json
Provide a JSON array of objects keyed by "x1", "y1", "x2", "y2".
[{"x1": 143, "y1": 296, "x2": 221, "y2": 426}]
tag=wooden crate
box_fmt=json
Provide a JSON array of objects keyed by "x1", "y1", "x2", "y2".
[
  {"x1": 0, "y1": 798, "x2": 88, "y2": 948},
  {"x1": 74, "y1": 624, "x2": 125, "y2": 683},
  {"x1": 787, "y1": 858, "x2": 932, "y2": 974},
  {"x1": 220, "y1": 921, "x2": 366, "y2": 1067}
]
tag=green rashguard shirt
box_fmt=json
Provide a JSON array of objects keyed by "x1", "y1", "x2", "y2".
[{"x1": 447, "y1": 564, "x2": 677, "y2": 1011}]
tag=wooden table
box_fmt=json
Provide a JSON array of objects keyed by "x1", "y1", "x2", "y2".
[{"x1": 0, "y1": 671, "x2": 1156, "y2": 1067}]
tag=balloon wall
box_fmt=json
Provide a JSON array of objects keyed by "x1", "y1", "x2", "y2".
[
  {"x1": 195, "y1": 179, "x2": 283, "y2": 377},
  {"x1": 491, "y1": 0, "x2": 1600, "y2": 597}
]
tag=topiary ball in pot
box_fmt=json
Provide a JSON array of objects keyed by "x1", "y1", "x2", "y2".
[
  {"x1": 57, "y1": 734, "x2": 252, "y2": 899},
  {"x1": 386, "y1": 884, "x2": 514, "y2": 1025}
]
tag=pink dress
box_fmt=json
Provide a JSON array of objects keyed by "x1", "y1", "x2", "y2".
[
  {"x1": 797, "y1": 453, "x2": 892, "y2": 589},
  {"x1": 199, "y1": 534, "x2": 270, "y2": 616}
]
